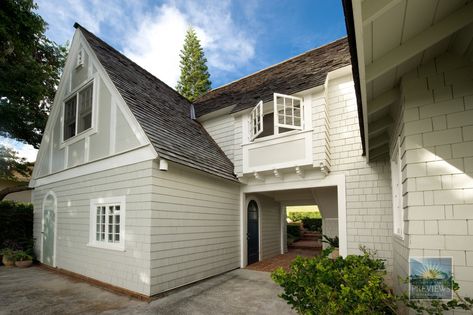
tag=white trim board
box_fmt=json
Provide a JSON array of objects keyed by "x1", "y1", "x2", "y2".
[{"x1": 31, "y1": 145, "x2": 157, "y2": 187}]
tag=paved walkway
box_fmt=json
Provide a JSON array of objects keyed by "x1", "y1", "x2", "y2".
[{"x1": 0, "y1": 266, "x2": 296, "y2": 315}]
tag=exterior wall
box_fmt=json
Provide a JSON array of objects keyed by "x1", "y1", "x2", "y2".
[
  {"x1": 150, "y1": 161, "x2": 240, "y2": 295},
  {"x1": 258, "y1": 195, "x2": 282, "y2": 260},
  {"x1": 202, "y1": 69, "x2": 394, "y2": 270},
  {"x1": 0, "y1": 179, "x2": 31, "y2": 203},
  {"x1": 397, "y1": 52, "x2": 473, "y2": 295},
  {"x1": 326, "y1": 74, "x2": 393, "y2": 270},
  {"x1": 201, "y1": 115, "x2": 235, "y2": 162},
  {"x1": 32, "y1": 160, "x2": 153, "y2": 295}
]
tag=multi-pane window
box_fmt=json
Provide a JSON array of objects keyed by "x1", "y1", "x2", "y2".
[
  {"x1": 89, "y1": 197, "x2": 125, "y2": 250},
  {"x1": 63, "y1": 81, "x2": 93, "y2": 141},
  {"x1": 250, "y1": 101, "x2": 263, "y2": 140},
  {"x1": 248, "y1": 93, "x2": 305, "y2": 141},
  {"x1": 274, "y1": 93, "x2": 303, "y2": 131}
]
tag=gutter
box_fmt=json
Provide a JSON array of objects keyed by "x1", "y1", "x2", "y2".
[{"x1": 341, "y1": 0, "x2": 366, "y2": 156}]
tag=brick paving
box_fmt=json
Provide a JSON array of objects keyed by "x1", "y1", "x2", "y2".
[{"x1": 246, "y1": 248, "x2": 321, "y2": 272}]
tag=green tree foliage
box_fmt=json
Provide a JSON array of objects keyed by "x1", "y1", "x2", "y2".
[
  {"x1": 0, "y1": 145, "x2": 33, "y2": 200},
  {"x1": 176, "y1": 27, "x2": 211, "y2": 102},
  {"x1": 0, "y1": 0, "x2": 67, "y2": 148},
  {"x1": 0, "y1": 145, "x2": 32, "y2": 180}
]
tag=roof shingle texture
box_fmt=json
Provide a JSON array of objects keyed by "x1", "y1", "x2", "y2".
[
  {"x1": 194, "y1": 38, "x2": 351, "y2": 117},
  {"x1": 75, "y1": 24, "x2": 237, "y2": 181}
]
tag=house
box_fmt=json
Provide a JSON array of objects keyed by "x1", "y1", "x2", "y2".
[
  {"x1": 30, "y1": 0, "x2": 473, "y2": 299},
  {"x1": 342, "y1": 0, "x2": 473, "y2": 297}
]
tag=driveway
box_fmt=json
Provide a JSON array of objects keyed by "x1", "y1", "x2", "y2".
[{"x1": 0, "y1": 266, "x2": 296, "y2": 315}]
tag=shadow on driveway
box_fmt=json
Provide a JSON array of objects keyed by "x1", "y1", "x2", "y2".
[{"x1": 0, "y1": 266, "x2": 295, "y2": 315}]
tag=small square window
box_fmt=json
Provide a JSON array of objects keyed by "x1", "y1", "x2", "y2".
[{"x1": 89, "y1": 197, "x2": 125, "y2": 250}]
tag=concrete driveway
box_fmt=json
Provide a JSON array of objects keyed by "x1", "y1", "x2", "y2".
[{"x1": 0, "y1": 266, "x2": 296, "y2": 315}]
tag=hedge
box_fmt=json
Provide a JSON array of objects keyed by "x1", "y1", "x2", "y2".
[
  {"x1": 0, "y1": 200, "x2": 34, "y2": 253},
  {"x1": 287, "y1": 211, "x2": 321, "y2": 222},
  {"x1": 302, "y1": 218, "x2": 322, "y2": 232},
  {"x1": 287, "y1": 223, "x2": 301, "y2": 240}
]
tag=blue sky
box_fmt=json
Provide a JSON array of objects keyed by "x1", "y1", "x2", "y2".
[{"x1": 2, "y1": 0, "x2": 346, "y2": 161}]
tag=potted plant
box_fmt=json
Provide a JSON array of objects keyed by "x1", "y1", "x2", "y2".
[
  {"x1": 322, "y1": 235, "x2": 339, "y2": 258},
  {"x1": 14, "y1": 250, "x2": 33, "y2": 268},
  {"x1": 1, "y1": 249, "x2": 16, "y2": 267}
]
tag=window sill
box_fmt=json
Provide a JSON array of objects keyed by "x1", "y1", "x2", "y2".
[
  {"x1": 86, "y1": 242, "x2": 125, "y2": 252},
  {"x1": 243, "y1": 129, "x2": 313, "y2": 146},
  {"x1": 60, "y1": 127, "x2": 97, "y2": 149},
  {"x1": 393, "y1": 233, "x2": 405, "y2": 241}
]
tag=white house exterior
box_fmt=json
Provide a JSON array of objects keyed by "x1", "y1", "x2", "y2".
[{"x1": 30, "y1": 0, "x2": 473, "y2": 299}]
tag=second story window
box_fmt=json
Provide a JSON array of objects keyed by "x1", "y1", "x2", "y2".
[
  {"x1": 63, "y1": 81, "x2": 94, "y2": 141},
  {"x1": 249, "y1": 93, "x2": 304, "y2": 141}
]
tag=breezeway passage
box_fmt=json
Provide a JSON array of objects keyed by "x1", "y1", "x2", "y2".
[{"x1": 0, "y1": 266, "x2": 296, "y2": 315}]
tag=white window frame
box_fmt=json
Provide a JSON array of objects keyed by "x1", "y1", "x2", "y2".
[
  {"x1": 273, "y1": 93, "x2": 304, "y2": 135},
  {"x1": 249, "y1": 100, "x2": 264, "y2": 140},
  {"x1": 88, "y1": 196, "x2": 126, "y2": 251},
  {"x1": 391, "y1": 138, "x2": 404, "y2": 238},
  {"x1": 60, "y1": 75, "x2": 98, "y2": 147}
]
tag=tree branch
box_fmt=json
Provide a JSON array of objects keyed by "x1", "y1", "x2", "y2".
[{"x1": 0, "y1": 184, "x2": 32, "y2": 201}]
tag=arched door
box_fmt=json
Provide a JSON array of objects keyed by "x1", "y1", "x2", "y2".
[
  {"x1": 247, "y1": 200, "x2": 259, "y2": 265},
  {"x1": 42, "y1": 192, "x2": 56, "y2": 266}
]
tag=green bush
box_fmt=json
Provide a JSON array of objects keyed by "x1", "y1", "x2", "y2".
[
  {"x1": 14, "y1": 250, "x2": 32, "y2": 261},
  {"x1": 302, "y1": 218, "x2": 322, "y2": 232},
  {"x1": 288, "y1": 211, "x2": 321, "y2": 222},
  {"x1": 287, "y1": 223, "x2": 301, "y2": 240},
  {"x1": 271, "y1": 248, "x2": 397, "y2": 314},
  {"x1": 0, "y1": 201, "x2": 34, "y2": 255}
]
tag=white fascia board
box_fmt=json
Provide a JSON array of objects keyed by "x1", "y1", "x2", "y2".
[{"x1": 30, "y1": 144, "x2": 157, "y2": 187}]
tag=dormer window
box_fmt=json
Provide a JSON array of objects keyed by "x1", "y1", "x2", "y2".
[
  {"x1": 63, "y1": 81, "x2": 94, "y2": 141},
  {"x1": 249, "y1": 93, "x2": 304, "y2": 141}
]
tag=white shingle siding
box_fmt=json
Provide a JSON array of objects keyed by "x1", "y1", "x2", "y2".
[
  {"x1": 259, "y1": 195, "x2": 282, "y2": 260},
  {"x1": 326, "y1": 74, "x2": 393, "y2": 270},
  {"x1": 201, "y1": 115, "x2": 235, "y2": 162},
  {"x1": 397, "y1": 52, "x2": 473, "y2": 295},
  {"x1": 33, "y1": 160, "x2": 153, "y2": 295},
  {"x1": 150, "y1": 161, "x2": 240, "y2": 295}
]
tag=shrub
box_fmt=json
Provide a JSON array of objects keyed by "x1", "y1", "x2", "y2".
[
  {"x1": 321, "y1": 234, "x2": 339, "y2": 248},
  {"x1": 287, "y1": 223, "x2": 301, "y2": 240},
  {"x1": 0, "y1": 201, "x2": 34, "y2": 255},
  {"x1": 14, "y1": 250, "x2": 32, "y2": 261},
  {"x1": 302, "y1": 218, "x2": 322, "y2": 232},
  {"x1": 271, "y1": 247, "x2": 397, "y2": 315},
  {"x1": 287, "y1": 211, "x2": 321, "y2": 222}
]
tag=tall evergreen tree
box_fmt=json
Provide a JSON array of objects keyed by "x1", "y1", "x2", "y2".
[{"x1": 176, "y1": 27, "x2": 211, "y2": 102}]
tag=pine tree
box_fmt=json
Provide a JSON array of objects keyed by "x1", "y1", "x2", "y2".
[{"x1": 176, "y1": 27, "x2": 211, "y2": 102}]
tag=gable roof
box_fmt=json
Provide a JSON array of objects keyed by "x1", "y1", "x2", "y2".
[
  {"x1": 193, "y1": 38, "x2": 351, "y2": 117},
  {"x1": 75, "y1": 23, "x2": 237, "y2": 182}
]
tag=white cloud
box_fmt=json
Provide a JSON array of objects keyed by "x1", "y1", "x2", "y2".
[
  {"x1": 38, "y1": 0, "x2": 257, "y2": 88},
  {"x1": 123, "y1": 5, "x2": 189, "y2": 88}
]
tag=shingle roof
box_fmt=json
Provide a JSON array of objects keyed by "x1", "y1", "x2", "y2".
[
  {"x1": 194, "y1": 38, "x2": 351, "y2": 117},
  {"x1": 75, "y1": 23, "x2": 237, "y2": 182}
]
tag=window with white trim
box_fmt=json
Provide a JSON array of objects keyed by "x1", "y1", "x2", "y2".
[
  {"x1": 391, "y1": 138, "x2": 403, "y2": 238},
  {"x1": 89, "y1": 197, "x2": 125, "y2": 250},
  {"x1": 63, "y1": 81, "x2": 94, "y2": 141},
  {"x1": 248, "y1": 93, "x2": 305, "y2": 141}
]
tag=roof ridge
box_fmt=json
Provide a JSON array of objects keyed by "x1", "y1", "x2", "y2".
[
  {"x1": 194, "y1": 36, "x2": 348, "y2": 102},
  {"x1": 74, "y1": 22, "x2": 192, "y2": 105}
]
